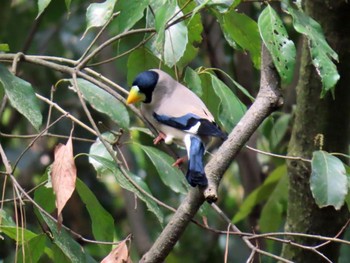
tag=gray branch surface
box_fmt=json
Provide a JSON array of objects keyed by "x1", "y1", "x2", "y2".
[{"x1": 140, "y1": 45, "x2": 282, "y2": 263}]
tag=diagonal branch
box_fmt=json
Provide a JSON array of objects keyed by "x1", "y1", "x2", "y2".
[{"x1": 140, "y1": 44, "x2": 282, "y2": 263}]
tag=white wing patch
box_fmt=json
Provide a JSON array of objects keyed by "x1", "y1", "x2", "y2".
[
  {"x1": 185, "y1": 121, "x2": 201, "y2": 134},
  {"x1": 184, "y1": 134, "x2": 192, "y2": 158}
]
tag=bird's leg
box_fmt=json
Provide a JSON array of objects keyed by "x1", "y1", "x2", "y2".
[
  {"x1": 172, "y1": 156, "x2": 187, "y2": 167},
  {"x1": 153, "y1": 132, "x2": 166, "y2": 145}
]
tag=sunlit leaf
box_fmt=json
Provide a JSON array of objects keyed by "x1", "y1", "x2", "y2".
[
  {"x1": 286, "y1": 3, "x2": 339, "y2": 96},
  {"x1": 112, "y1": 0, "x2": 148, "y2": 33},
  {"x1": 51, "y1": 133, "x2": 77, "y2": 228},
  {"x1": 310, "y1": 151, "x2": 348, "y2": 210},
  {"x1": 258, "y1": 5, "x2": 296, "y2": 84},
  {"x1": 147, "y1": 0, "x2": 189, "y2": 67},
  {"x1": 220, "y1": 10, "x2": 261, "y2": 68},
  {"x1": 76, "y1": 178, "x2": 114, "y2": 254},
  {"x1": 83, "y1": 0, "x2": 117, "y2": 38},
  {"x1": 195, "y1": 0, "x2": 240, "y2": 13},
  {"x1": 232, "y1": 165, "x2": 286, "y2": 223},
  {"x1": 37, "y1": 0, "x2": 52, "y2": 18},
  {"x1": 0, "y1": 64, "x2": 42, "y2": 130},
  {"x1": 0, "y1": 43, "x2": 10, "y2": 52},
  {"x1": 71, "y1": 78, "x2": 129, "y2": 129},
  {"x1": 140, "y1": 145, "x2": 188, "y2": 194},
  {"x1": 210, "y1": 74, "x2": 246, "y2": 132}
]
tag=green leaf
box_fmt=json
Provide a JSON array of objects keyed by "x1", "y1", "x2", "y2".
[
  {"x1": 89, "y1": 154, "x2": 164, "y2": 225},
  {"x1": 271, "y1": 114, "x2": 291, "y2": 149},
  {"x1": 0, "y1": 64, "x2": 42, "y2": 130},
  {"x1": 176, "y1": 0, "x2": 203, "y2": 68},
  {"x1": 184, "y1": 67, "x2": 202, "y2": 97},
  {"x1": 155, "y1": 0, "x2": 176, "y2": 33},
  {"x1": 196, "y1": 0, "x2": 240, "y2": 13},
  {"x1": 258, "y1": 5, "x2": 296, "y2": 84},
  {"x1": 83, "y1": 0, "x2": 117, "y2": 38},
  {"x1": 287, "y1": 4, "x2": 339, "y2": 96},
  {"x1": 232, "y1": 165, "x2": 286, "y2": 223},
  {"x1": 76, "y1": 178, "x2": 114, "y2": 254},
  {"x1": 221, "y1": 10, "x2": 261, "y2": 68},
  {"x1": 259, "y1": 173, "x2": 288, "y2": 233},
  {"x1": 0, "y1": 209, "x2": 37, "y2": 243},
  {"x1": 310, "y1": 151, "x2": 348, "y2": 210},
  {"x1": 0, "y1": 43, "x2": 10, "y2": 52},
  {"x1": 88, "y1": 132, "x2": 117, "y2": 170},
  {"x1": 34, "y1": 180, "x2": 56, "y2": 214},
  {"x1": 210, "y1": 74, "x2": 246, "y2": 132},
  {"x1": 127, "y1": 47, "x2": 173, "y2": 86},
  {"x1": 39, "y1": 211, "x2": 96, "y2": 263},
  {"x1": 112, "y1": 0, "x2": 148, "y2": 33},
  {"x1": 71, "y1": 78, "x2": 129, "y2": 129},
  {"x1": 37, "y1": 0, "x2": 52, "y2": 18},
  {"x1": 147, "y1": 0, "x2": 189, "y2": 67},
  {"x1": 88, "y1": 135, "x2": 164, "y2": 224},
  {"x1": 140, "y1": 145, "x2": 188, "y2": 194},
  {"x1": 65, "y1": 0, "x2": 71, "y2": 12},
  {"x1": 198, "y1": 72, "x2": 220, "y2": 119},
  {"x1": 16, "y1": 234, "x2": 47, "y2": 263}
]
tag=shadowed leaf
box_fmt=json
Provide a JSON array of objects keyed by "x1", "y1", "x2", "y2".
[
  {"x1": 140, "y1": 145, "x2": 188, "y2": 194},
  {"x1": 286, "y1": 3, "x2": 339, "y2": 96},
  {"x1": 0, "y1": 65, "x2": 42, "y2": 130}
]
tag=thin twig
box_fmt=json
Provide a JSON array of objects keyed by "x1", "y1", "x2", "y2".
[
  {"x1": 245, "y1": 145, "x2": 311, "y2": 163},
  {"x1": 12, "y1": 114, "x2": 67, "y2": 173},
  {"x1": 76, "y1": 28, "x2": 156, "y2": 69},
  {"x1": 0, "y1": 132, "x2": 95, "y2": 142},
  {"x1": 88, "y1": 33, "x2": 156, "y2": 67},
  {"x1": 78, "y1": 12, "x2": 120, "y2": 63},
  {"x1": 36, "y1": 93, "x2": 97, "y2": 136}
]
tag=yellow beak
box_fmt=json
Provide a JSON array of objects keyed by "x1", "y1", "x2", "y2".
[{"x1": 126, "y1": 86, "x2": 145, "y2": 104}]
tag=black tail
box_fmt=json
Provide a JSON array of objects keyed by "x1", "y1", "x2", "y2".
[{"x1": 185, "y1": 136, "x2": 208, "y2": 187}]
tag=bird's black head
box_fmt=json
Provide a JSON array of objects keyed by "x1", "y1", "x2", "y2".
[{"x1": 132, "y1": 70, "x2": 159, "y2": 103}]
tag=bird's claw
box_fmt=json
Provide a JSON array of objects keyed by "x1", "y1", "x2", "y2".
[
  {"x1": 153, "y1": 132, "x2": 166, "y2": 145},
  {"x1": 172, "y1": 156, "x2": 187, "y2": 167}
]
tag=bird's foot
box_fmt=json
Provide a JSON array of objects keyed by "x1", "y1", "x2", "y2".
[
  {"x1": 172, "y1": 156, "x2": 187, "y2": 168},
  {"x1": 153, "y1": 132, "x2": 166, "y2": 145}
]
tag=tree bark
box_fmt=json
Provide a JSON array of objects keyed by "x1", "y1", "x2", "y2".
[{"x1": 282, "y1": 1, "x2": 350, "y2": 261}]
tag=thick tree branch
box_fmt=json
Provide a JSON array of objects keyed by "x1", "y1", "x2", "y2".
[{"x1": 140, "y1": 45, "x2": 282, "y2": 262}]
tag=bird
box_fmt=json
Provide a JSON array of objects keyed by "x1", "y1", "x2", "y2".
[{"x1": 126, "y1": 69, "x2": 227, "y2": 187}]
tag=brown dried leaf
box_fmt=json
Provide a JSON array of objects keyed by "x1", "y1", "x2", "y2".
[
  {"x1": 101, "y1": 239, "x2": 132, "y2": 263},
  {"x1": 51, "y1": 134, "x2": 77, "y2": 227}
]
